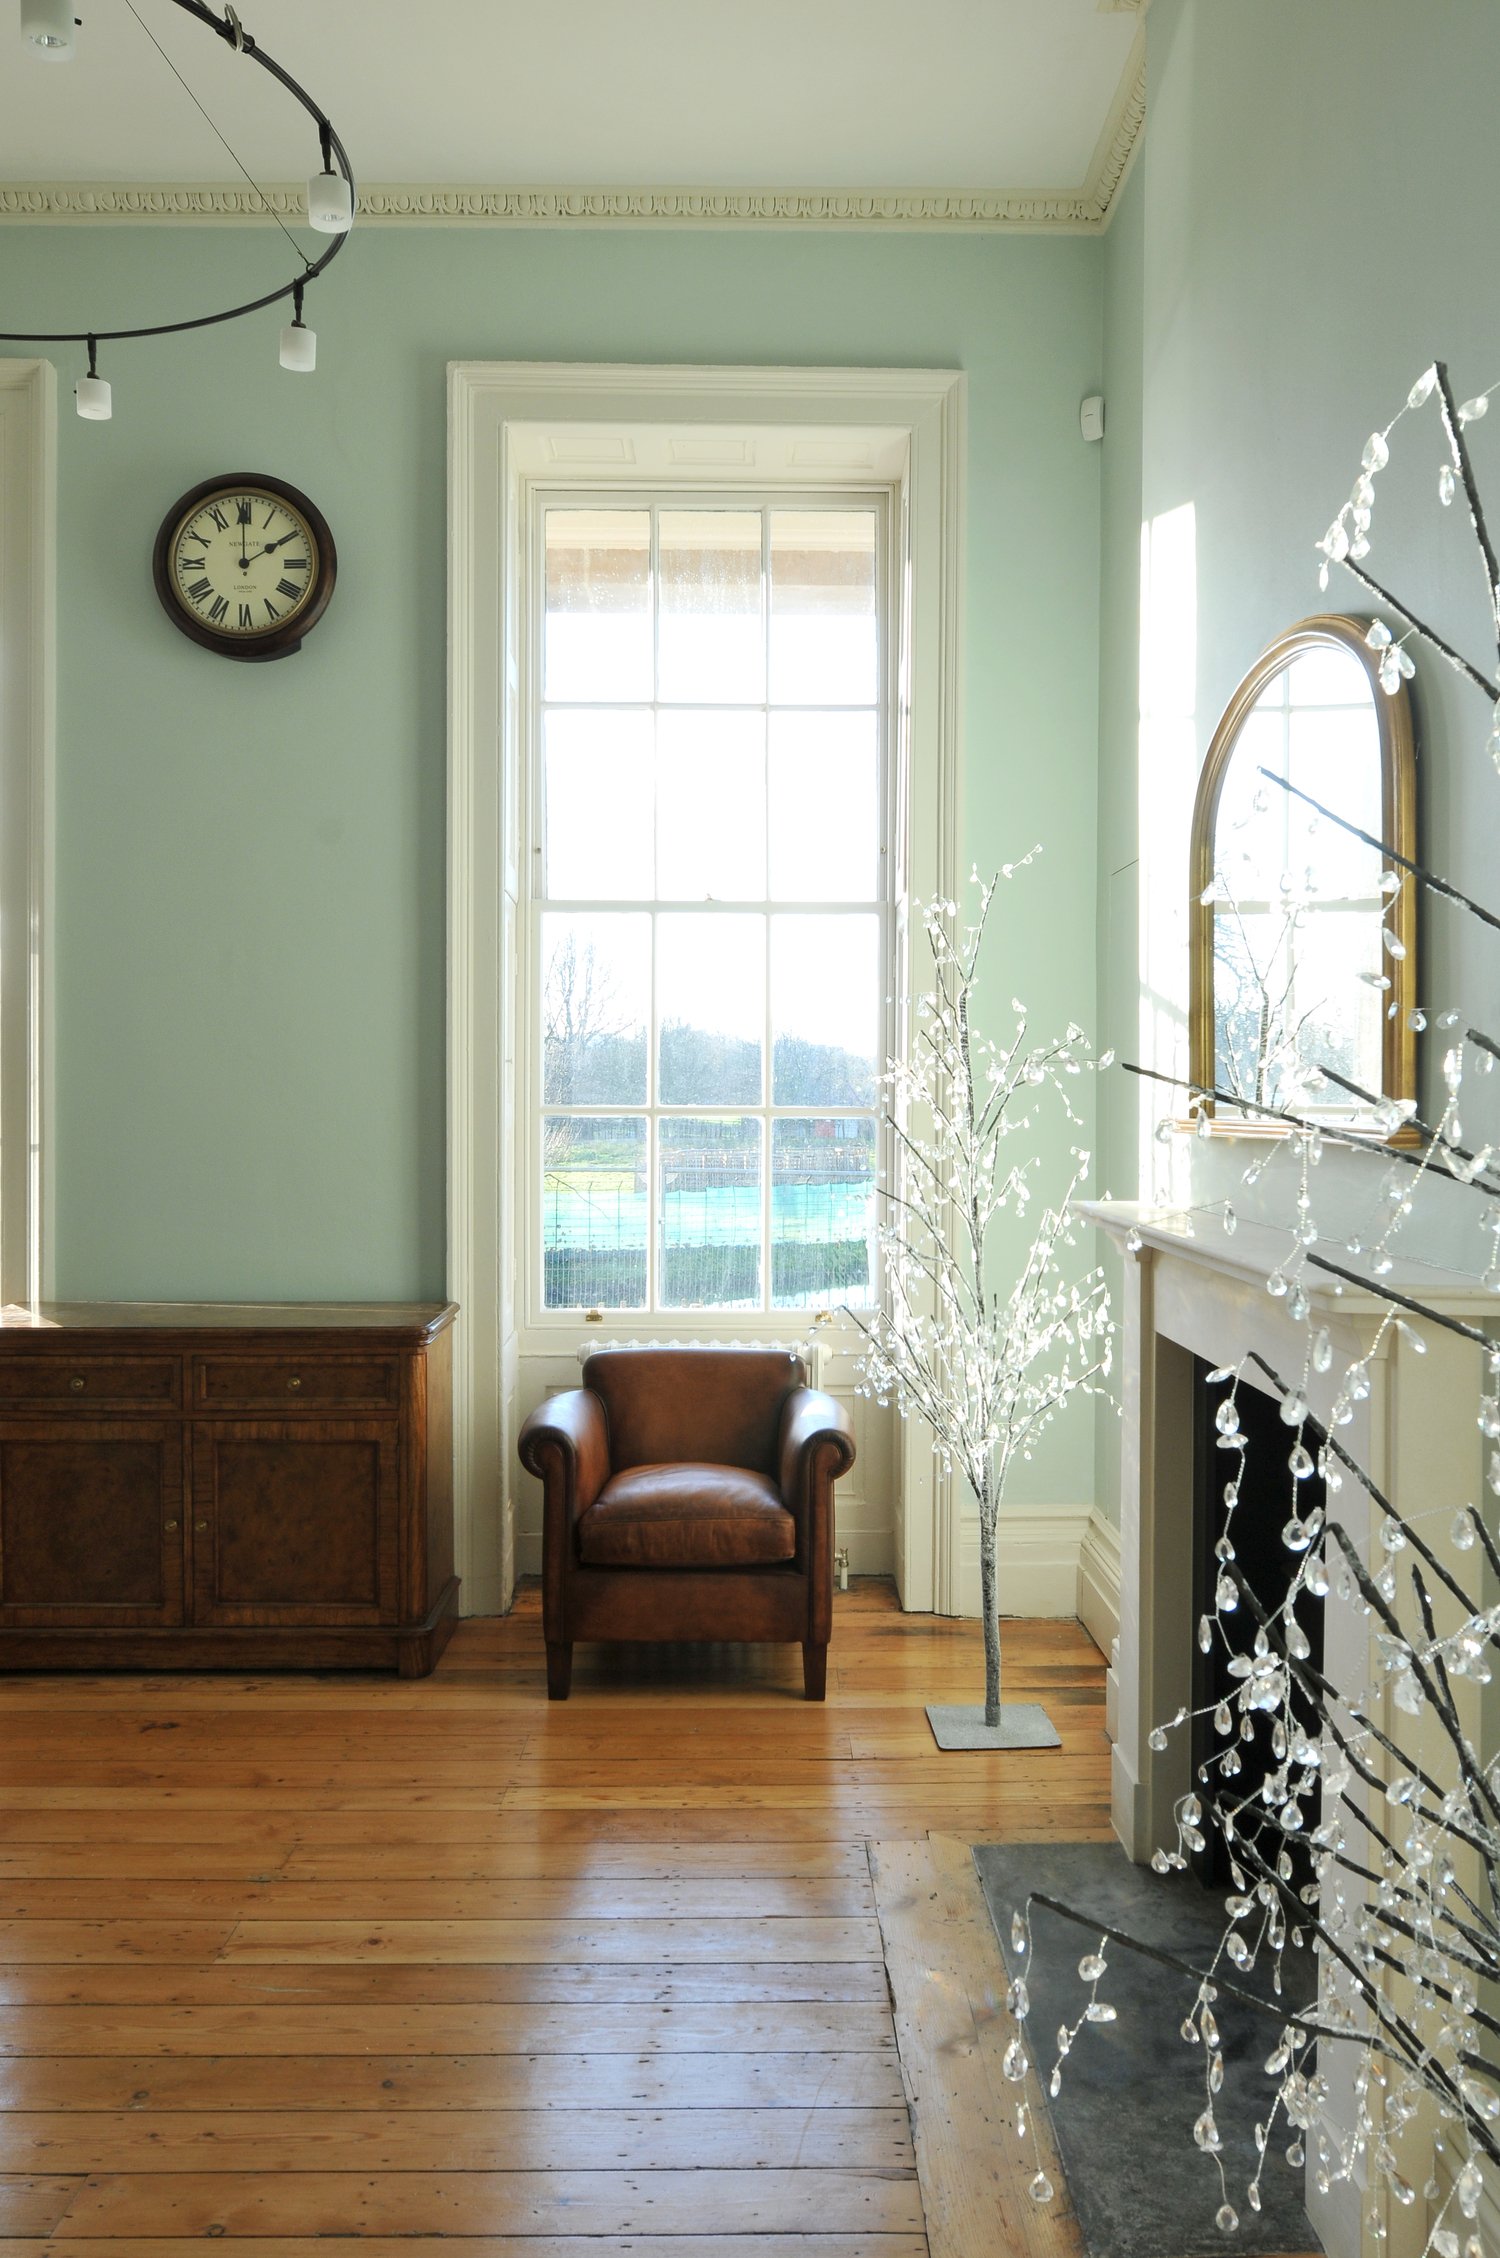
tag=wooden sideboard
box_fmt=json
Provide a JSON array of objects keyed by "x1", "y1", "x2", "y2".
[{"x1": 0, "y1": 1302, "x2": 459, "y2": 1676}]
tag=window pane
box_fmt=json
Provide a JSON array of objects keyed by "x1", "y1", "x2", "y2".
[
  {"x1": 1287, "y1": 706, "x2": 1383, "y2": 899},
  {"x1": 542, "y1": 913, "x2": 649, "y2": 1105},
  {"x1": 1213, "y1": 908, "x2": 1290, "y2": 1105},
  {"x1": 659, "y1": 1116, "x2": 762, "y2": 1309},
  {"x1": 545, "y1": 710, "x2": 653, "y2": 899},
  {"x1": 1287, "y1": 645, "x2": 1367, "y2": 706},
  {"x1": 1288, "y1": 908, "x2": 1385, "y2": 1095},
  {"x1": 545, "y1": 509, "x2": 652, "y2": 703},
  {"x1": 771, "y1": 914, "x2": 879, "y2": 1106},
  {"x1": 658, "y1": 914, "x2": 764, "y2": 1105},
  {"x1": 1217, "y1": 903, "x2": 1383, "y2": 1112},
  {"x1": 543, "y1": 1115, "x2": 647, "y2": 1310},
  {"x1": 769, "y1": 510, "x2": 877, "y2": 706},
  {"x1": 1213, "y1": 706, "x2": 1291, "y2": 902},
  {"x1": 768, "y1": 711, "x2": 878, "y2": 902},
  {"x1": 771, "y1": 1117, "x2": 875, "y2": 1310},
  {"x1": 659, "y1": 510, "x2": 763, "y2": 705},
  {"x1": 657, "y1": 711, "x2": 766, "y2": 901}
]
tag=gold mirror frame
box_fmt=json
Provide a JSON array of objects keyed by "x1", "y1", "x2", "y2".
[{"x1": 1188, "y1": 614, "x2": 1418, "y2": 1136}]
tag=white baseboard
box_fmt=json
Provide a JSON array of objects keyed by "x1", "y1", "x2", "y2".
[
  {"x1": 838, "y1": 1529, "x2": 894, "y2": 1578},
  {"x1": 514, "y1": 1518, "x2": 893, "y2": 1586},
  {"x1": 955, "y1": 1504, "x2": 1093, "y2": 1619},
  {"x1": 460, "y1": 1571, "x2": 510, "y2": 1618},
  {"x1": 1076, "y1": 1507, "x2": 1121, "y2": 1659}
]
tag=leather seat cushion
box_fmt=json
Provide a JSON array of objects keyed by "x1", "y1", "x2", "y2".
[{"x1": 578, "y1": 1464, "x2": 796, "y2": 1569}]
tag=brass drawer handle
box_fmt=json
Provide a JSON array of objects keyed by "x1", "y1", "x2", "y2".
[
  {"x1": 164, "y1": 1519, "x2": 179, "y2": 1532},
  {"x1": 195, "y1": 1519, "x2": 208, "y2": 1533},
  {"x1": 287, "y1": 1376, "x2": 303, "y2": 1391},
  {"x1": 69, "y1": 1375, "x2": 86, "y2": 1391}
]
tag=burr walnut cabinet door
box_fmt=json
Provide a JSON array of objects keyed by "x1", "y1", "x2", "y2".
[
  {"x1": 0, "y1": 1422, "x2": 185, "y2": 1626},
  {"x1": 190, "y1": 1420, "x2": 400, "y2": 1627}
]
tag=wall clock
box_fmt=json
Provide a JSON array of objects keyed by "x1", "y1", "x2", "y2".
[{"x1": 152, "y1": 472, "x2": 337, "y2": 662}]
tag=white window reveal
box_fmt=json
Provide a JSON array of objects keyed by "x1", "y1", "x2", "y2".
[{"x1": 531, "y1": 498, "x2": 889, "y2": 1317}]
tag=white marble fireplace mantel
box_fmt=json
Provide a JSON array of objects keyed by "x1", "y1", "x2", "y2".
[{"x1": 1077, "y1": 1198, "x2": 1496, "y2": 1863}]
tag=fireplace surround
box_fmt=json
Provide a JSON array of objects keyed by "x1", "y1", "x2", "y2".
[{"x1": 1080, "y1": 1198, "x2": 1495, "y2": 2258}]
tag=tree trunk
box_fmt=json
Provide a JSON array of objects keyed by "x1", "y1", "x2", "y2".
[{"x1": 979, "y1": 1472, "x2": 1000, "y2": 1728}]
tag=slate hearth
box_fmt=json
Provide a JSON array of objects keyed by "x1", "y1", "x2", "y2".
[{"x1": 974, "y1": 1841, "x2": 1322, "y2": 2258}]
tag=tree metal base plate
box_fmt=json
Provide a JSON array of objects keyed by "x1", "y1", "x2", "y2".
[{"x1": 925, "y1": 1701, "x2": 1060, "y2": 1750}]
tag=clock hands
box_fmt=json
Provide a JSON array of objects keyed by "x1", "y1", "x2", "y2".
[{"x1": 236, "y1": 528, "x2": 302, "y2": 566}]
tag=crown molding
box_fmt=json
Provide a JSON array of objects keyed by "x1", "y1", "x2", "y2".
[
  {"x1": 0, "y1": 142, "x2": 1144, "y2": 234},
  {"x1": 1084, "y1": 18, "x2": 1147, "y2": 225}
]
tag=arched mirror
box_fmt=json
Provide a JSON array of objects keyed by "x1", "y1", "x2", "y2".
[{"x1": 1189, "y1": 615, "x2": 1417, "y2": 1134}]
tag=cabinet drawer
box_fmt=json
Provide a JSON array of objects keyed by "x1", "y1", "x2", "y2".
[
  {"x1": 0, "y1": 1357, "x2": 179, "y2": 1408},
  {"x1": 193, "y1": 1356, "x2": 402, "y2": 1411}
]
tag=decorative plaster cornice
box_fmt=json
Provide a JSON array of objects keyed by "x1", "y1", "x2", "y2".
[
  {"x1": 0, "y1": 111, "x2": 1147, "y2": 232},
  {"x1": 1084, "y1": 24, "x2": 1148, "y2": 224}
]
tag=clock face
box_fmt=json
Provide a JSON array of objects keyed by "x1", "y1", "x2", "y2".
[
  {"x1": 153, "y1": 474, "x2": 336, "y2": 661},
  {"x1": 167, "y1": 485, "x2": 319, "y2": 639}
]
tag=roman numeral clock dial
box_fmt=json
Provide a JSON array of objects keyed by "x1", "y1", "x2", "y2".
[{"x1": 153, "y1": 473, "x2": 336, "y2": 661}]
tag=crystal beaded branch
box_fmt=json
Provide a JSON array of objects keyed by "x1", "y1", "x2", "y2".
[
  {"x1": 1005, "y1": 366, "x2": 1500, "y2": 2254},
  {"x1": 845, "y1": 863, "x2": 1115, "y2": 1727}
]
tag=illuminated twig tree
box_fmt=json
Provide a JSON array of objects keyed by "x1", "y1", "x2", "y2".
[{"x1": 851, "y1": 862, "x2": 1114, "y2": 1743}]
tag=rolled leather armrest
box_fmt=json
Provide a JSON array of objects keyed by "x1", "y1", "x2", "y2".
[
  {"x1": 776, "y1": 1386, "x2": 856, "y2": 1514},
  {"x1": 518, "y1": 1388, "x2": 610, "y2": 1520}
]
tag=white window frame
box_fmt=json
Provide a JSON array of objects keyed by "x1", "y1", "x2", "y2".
[
  {"x1": 448, "y1": 363, "x2": 963, "y2": 1618},
  {"x1": 523, "y1": 482, "x2": 895, "y2": 1333},
  {"x1": 0, "y1": 361, "x2": 55, "y2": 1307}
]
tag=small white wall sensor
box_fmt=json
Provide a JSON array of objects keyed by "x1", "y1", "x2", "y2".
[{"x1": 1080, "y1": 395, "x2": 1105, "y2": 443}]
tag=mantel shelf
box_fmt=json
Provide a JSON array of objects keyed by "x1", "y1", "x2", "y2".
[{"x1": 1077, "y1": 1199, "x2": 1500, "y2": 1320}]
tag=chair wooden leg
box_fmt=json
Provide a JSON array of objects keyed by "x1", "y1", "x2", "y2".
[
  {"x1": 546, "y1": 1640, "x2": 573, "y2": 1701},
  {"x1": 802, "y1": 1641, "x2": 827, "y2": 1702}
]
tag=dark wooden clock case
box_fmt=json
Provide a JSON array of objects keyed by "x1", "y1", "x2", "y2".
[{"x1": 152, "y1": 471, "x2": 337, "y2": 663}]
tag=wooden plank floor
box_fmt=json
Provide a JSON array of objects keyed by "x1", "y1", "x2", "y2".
[{"x1": 0, "y1": 1580, "x2": 1111, "y2": 2255}]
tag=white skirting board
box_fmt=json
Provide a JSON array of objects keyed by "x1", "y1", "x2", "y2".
[
  {"x1": 953, "y1": 1503, "x2": 1122, "y2": 1638},
  {"x1": 498, "y1": 1503, "x2": 1119, "y2": 1634},
  {"x1": 1076, "y1": 1508, "x2": 1122, "y2": 1659},
  {"x1": 513, "y1": 1516, "x2": 894, "y2": 1585}
]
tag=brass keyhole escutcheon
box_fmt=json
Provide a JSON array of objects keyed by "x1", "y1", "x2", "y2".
[{"x1": 69, "y1": 1375, "x2": 85, "y2": 1391}]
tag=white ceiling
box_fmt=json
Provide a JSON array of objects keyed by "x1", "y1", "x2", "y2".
[{"x1": 0, "y1": 0, "x2": 1143, "y2": 200}]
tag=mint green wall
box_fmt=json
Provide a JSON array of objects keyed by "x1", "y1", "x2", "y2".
[
  {"x1": 0, "y1": 225, "x2": 1104, "y2": 1419},
  {"x1": 1137, "y1": 0, "x2": 1500, "y2": 1212},
  {"x1": 1093, "y1": 0, "x2": 1500, "y2": 1522}
]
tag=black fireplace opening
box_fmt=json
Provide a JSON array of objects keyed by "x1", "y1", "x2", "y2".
[{"x1": 1191, "y1": 1357, "x2": 1325, "y2": 1894}]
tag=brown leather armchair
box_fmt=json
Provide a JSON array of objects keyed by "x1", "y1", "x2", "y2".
[{"x1": 517, "y1": 1347, "x2": 856, "y2": 1701}]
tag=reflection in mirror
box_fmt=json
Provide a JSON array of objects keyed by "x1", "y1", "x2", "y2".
[{"x1": 1189, "y1": 616, "x2": 1417, "y2": 1135}]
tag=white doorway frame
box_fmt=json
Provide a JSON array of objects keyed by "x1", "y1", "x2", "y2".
[
  {"x1": 0, "y1": 361, "x2": 56, "y2": 1307},
  {"x1": 446, "y1": 362, "x2": 963, "y2": 1616}
]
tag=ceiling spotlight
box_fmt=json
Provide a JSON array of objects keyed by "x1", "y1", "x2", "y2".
[
  {"x1": 21, "y1": 0, "x2": 77, "y2": 59},
  {"x1": 308, "y1": 121, "x2": 353, "y2": 234},
  {"x1": 75, "y1": 337, "x2": 111, "y2": 420},
  {"x1": 279, "y1": 279, "x2": 316, "y2": 372}
]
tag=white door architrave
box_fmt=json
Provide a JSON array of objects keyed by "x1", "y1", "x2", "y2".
[{"x1": 0, "y1": 359, "x2": 55, "y2": 1307}]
